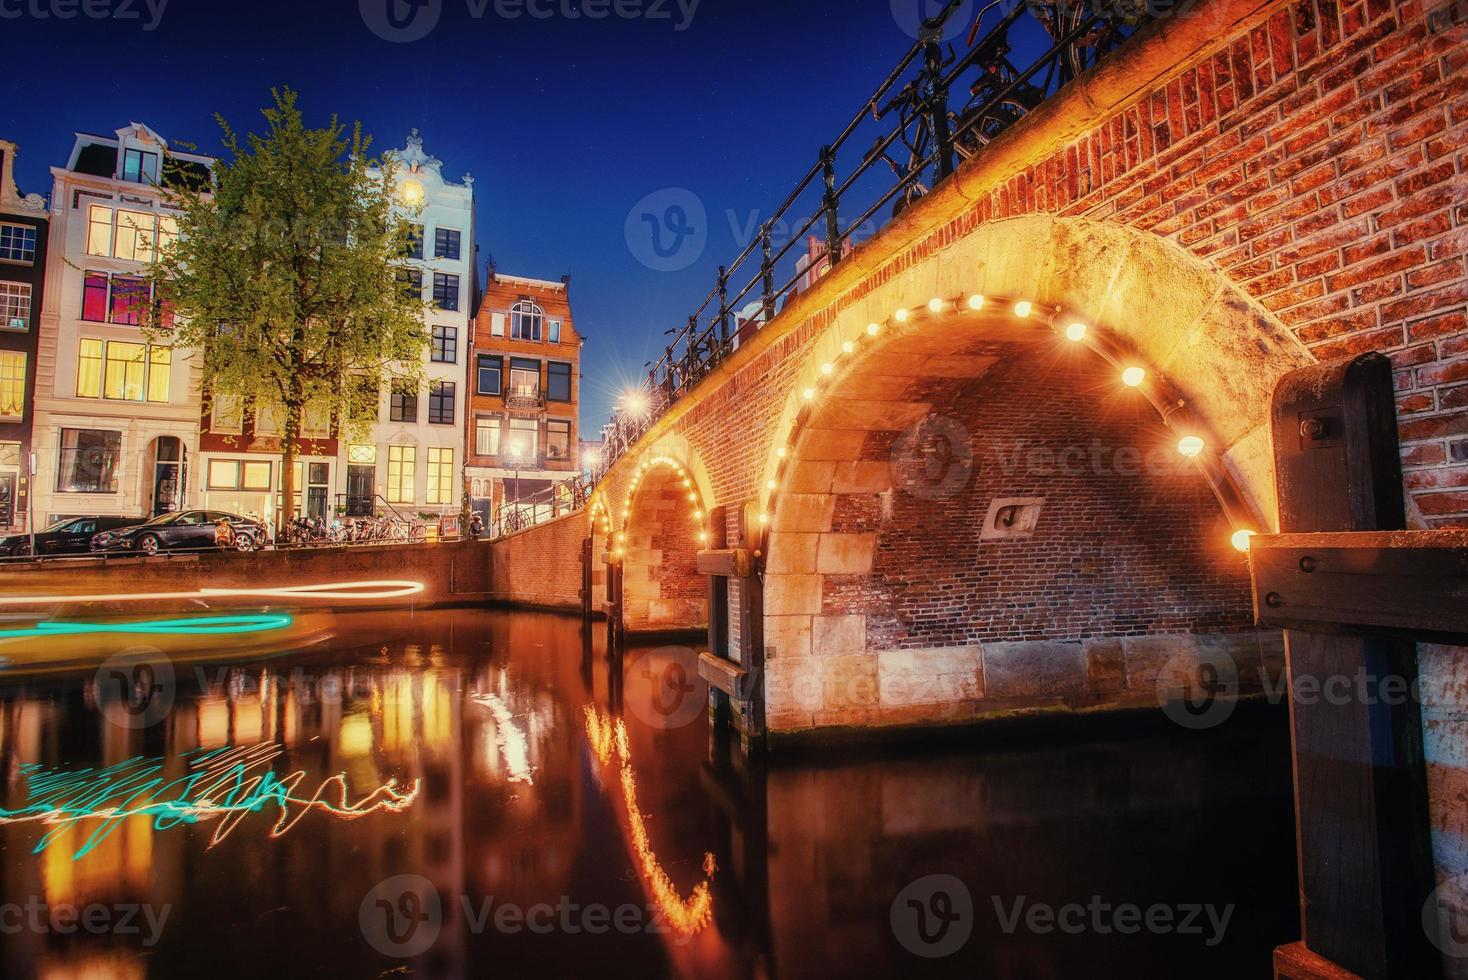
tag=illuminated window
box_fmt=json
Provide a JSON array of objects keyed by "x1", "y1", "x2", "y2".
[
  {"x1": 426, "y1": 447, "x2": 453, "y2": 504},
  {"x1": 474, "y1": 416, "x2": 500, "y2": 456},
  {"x1": 0, "y1": 352, "x2": 25, "y2": 419},
  {"x1": 206, "y1": 459, "x2": 240, "y2": 490},
  {"x1": 157, "y1": 214, "x2": 179, "y2": 253},
  {"x1": 0, "y1": 223, "x2": 37, "y2": 263},
  {"x1": 87, "y1": 205, "x2": 112, "y2": 256},
  {"x1": 510, "y1": 300, "x2": 542, "y2": 341},
  {"x1": 242, "y1": 461, "x2": 272, "y2": 491},
  {"x1": 548, "y1": 319, "x2": 562, "y2": 343},
  {"x1": 121, "y1": 148, "x2": 159, "y2": 184},
  {"x1": 507, "y1": 418, "x2": 538, "y2": 461},
  {"x1": 57, "y1": 428, "x2": 122, "y2": 494},
  {"x1": 114, "y1": 210, "x2": 157, "y2": 261},
  {"x1": 348, "y1": 443, "x2": 377, "y2": 465},
  {"x1": 386, "y1": 445, "x2": 415, "y2": 503},
  {"x1": 75, "y1": 339, "x2": 166, "y2": 403},
  {"x1": 255, "y1": 400, "x2": 282, "y2": 436},
  {"x1": 211, "y1": 392, "x2": 243, "y2": 433},
  {"x1": 0, "y1": 283, "x2": 30, "y2": 330},
  {"x1": 82, "y1": 272, "x2": 108, "y2": 321}
]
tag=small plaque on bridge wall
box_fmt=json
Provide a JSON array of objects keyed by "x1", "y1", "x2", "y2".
[{"x1": 981, "y1": 497, "x2": 1044, "y2": 541}]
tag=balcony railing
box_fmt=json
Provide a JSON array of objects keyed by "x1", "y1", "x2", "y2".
[
  {"x1": 595, "y1": 0, "x2": 1153, "y2": 481},
  {"x1": 506, "y1": 385, "x2": 543, "y2": 410}
]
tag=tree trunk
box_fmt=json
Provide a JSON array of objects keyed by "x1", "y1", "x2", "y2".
[{"x1": 279, "y1": 397, "x2": 302, "y2": 540}]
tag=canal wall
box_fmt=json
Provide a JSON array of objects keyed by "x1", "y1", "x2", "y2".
[
  {"x1": 488, "y1": 509, "x2": 589, "y2": 612},
  {"x1": 0, "y1": 540, "x2": 493, "y2": 608}
]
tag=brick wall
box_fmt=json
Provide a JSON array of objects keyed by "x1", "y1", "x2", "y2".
[
  {"x1": 488, "y1": 510, "x2": 587, "y2": 610},
  {"x1": 820, "y1": 348, "x2": 1254, "y2": 649},
  {"x1": 622, "y1": 476, "x2": 705, "y2": 630}
]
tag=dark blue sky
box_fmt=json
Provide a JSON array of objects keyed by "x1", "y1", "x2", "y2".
[{"x1": 2, "y1": 0, "x2": 1045, "y2": 430}]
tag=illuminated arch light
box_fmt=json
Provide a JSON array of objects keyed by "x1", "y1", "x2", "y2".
[
  {"x1": 968, "y1": 294, "x2": 985, "y2": 310},
  {"x1": 619, "y1": 456, "x2": 711, "y2": 553},
  {"x1": 867, "y1": 322, "x2": 881, "y2": 336},
  {"x1": 1177, "y1": 435, "x2": 1206, "y2": 458},
  {"x1": 1121, "y1": 366, "x2": 1146, "y2": 388},
  {"x1": 893, "y1": 308, "x2": 910, "y2": 323},
  {"x1": 1014, "y1": 300, "x2": 1033, "y2": 318},
  {"x1": 1232, "y1": 529, "x2": 1257, "y2": 553},
  {"x1": 842, "y1": 340, "x2": 855, "y2": 354},
  {"x1": 928, "y1": 297, "x2": 945, "y2": 313},
  {"x1": 1065, "y1": 322, "x2": 1088, "y2": 342}
]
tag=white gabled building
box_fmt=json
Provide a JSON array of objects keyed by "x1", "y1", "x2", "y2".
[
  {"x1": 340, "y1": 131, "x2": 475, "y2": 520},
  {"x1": 33, "y1": 123, "x2": 213, "y2": 525}
]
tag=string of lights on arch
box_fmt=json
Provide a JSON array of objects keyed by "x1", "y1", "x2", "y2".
[
  {"x1": 593, "y1": 456, "x2": 711, "y2": 560},
  {"x1": 754, "y1": 292, "x2": 1263, "y2": 554}
]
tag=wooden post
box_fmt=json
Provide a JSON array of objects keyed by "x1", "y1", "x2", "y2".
[
  {"x1": 580, "y1": 536, "x2": 592, "y2": 622},
  {"x1": 1269, "y1": 352, "x2": 1439, "y2": 980}
]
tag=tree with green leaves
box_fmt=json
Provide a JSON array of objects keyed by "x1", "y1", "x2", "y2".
[{"x1": 146, "y1": 88, "x2": 426, "y2": 536}]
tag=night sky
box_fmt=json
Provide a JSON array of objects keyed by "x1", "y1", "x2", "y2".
[{"x1": 1, "y1": 0, "x2": 1057, "y2": 431}]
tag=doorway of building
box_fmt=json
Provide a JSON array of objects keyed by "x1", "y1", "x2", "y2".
[
  {"x1": 346, "y1": 464, "x2": 375, "y2": 517},
  {"x1": 150, "y1": 437, "x2": 185, "y2": 517}
]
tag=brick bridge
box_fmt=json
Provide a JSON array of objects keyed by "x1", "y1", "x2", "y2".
[{"x1": 583, "y1": 0, "x2": 1467, "y2": 738}]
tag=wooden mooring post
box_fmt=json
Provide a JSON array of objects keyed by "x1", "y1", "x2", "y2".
[{"x1": 1259, "y1": 352, "x2": 1467, "y2": 980}]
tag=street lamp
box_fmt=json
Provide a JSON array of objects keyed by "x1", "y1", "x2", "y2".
[{"x1": 507, "y1": 439, "x2": 526, "y2": 527}]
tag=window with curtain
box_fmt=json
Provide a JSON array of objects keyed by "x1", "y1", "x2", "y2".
[
  {"x1": 114, "y1": 210, "x2": 156, "y2": 261},
  {"x1": 57, "y1": 428, "x2": 122, "y2": 494},
  {"x1": 211, "y1": 392, "x2": 244, "y2": 433},
  {"x1": 475, "y1": 416, "x2": 500, "y2": 456},
  {"x1": 546, "y1": 419, "x2": 571, "y2": 462},
  {"x1": 426, "y1": 447, "x2": 453, "y2": 504},
  {"x1": 87, "y1": 205, "x2": 112, "y2": 256},
  {"x1": 103, "y1": 341, "x2": 145, "y2": 400},
  {"x1": 108, "y1": 276, "x2": 149, "y2": 325},
  {"x1": 510, "y1": 300, "x2": 543, "y2": 341},
  {"x1": 387, "y1": 445, "x2": 416, "y2": 503},
  {"x1": 0, "y1": 283, "x2": 30, "y2": 329},
  {"x1": 0, "y1": 352, "x2": 24, "y2": 418}
]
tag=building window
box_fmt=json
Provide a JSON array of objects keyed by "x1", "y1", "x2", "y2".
[
  {"x1": 83, "y1": 272, "x2": 157, "y2": 325},
  {"x1": 255, "y1": 399, "x2": 282, "y2": 436},
  {"x1": 404, "y1": 224, "x2": 424, "y2": 259},
  {"x1": 211, "y1": 392, "x2": 243, "y2": 433},
  {"x1": 476, "y1": 354, "x2": 502, "y2": 395},
  {"x1": 0, "y1": 223, "x2": 37, "y2": 264},
  {"x1": 431, "y1": 325, "x2": 457, "y2": 363},
  {"x1": 386, "y1": 445, "x2": 416, "y2": 503},
  {"x1": 390, "y1": 384, "x2": 418, "y2": 423},
  {"x1": 547, "y1": 361, "x2": 572, "y2": 402},
  {"x1": 57, "y1": 428, "x2": 122, "y2": 494},
  {"x1": 121, "y1": 148, "x2": 159, "y2": 184},
  {"x1": 506, "y1": 418, "x2": 538, "y2": 462},
  {"x1": 82, "y1": 272, "x2": 108, "y2": 321},
  {"x1": 76, "y1": 339, "x2": 169, "y2": 403},
  {"x1": 549, "y1": 319, "x2": 562, "y2": 344},
  {"x1": 398, "y1": 267, "x2": 423, "y2": 301},
  {"x1": 207, "y1": 459, "x2": 272, "y2": 491},
  {"x1": 302, "y1": 397, "x2": 331, "y2": 438},
  {"x1": 434, "y1": 228, "x2": 461, "y2": 260},
  {"x1": 87, "y1": 205, "x2": 113, "y2": 256},
  {"x1": 426, "y1": 447, "x2": 453, "y2": 504},
  {"x1": 432, "y1": 273, "x2": 459, "y2": 311},
  {"x1": 0, "y1": 283, "x2": 30, "y2": 330},
  {"x1": 474, "y1": 416, "x2": 500, "y2": 456},
  {"x1": 508, "y1": 357, "x2": 539, "y2": 400},
  {"x1": 0, "y1": 352, "x2": 24, "y2": 419},
  {"x1": 114, "y1": 210, "x2": 156, "y2": 262},
  {"x1": 510, "y1": 300, "x2": 542, "y2": 341},
  {"x1": 546, "y1": 419, "x2": 571, "y2": 462},
  {"x1": 491, "y1": 312, "x2": 505, "y2": 337},
  {"x1": 429, "y1": 381, "x2": 455, "y2": 425}
]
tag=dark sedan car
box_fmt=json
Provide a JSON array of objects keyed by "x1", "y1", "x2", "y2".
[
  {"x1": 0, "y1": 516, "x2": 144, "y2": 558},
  {"x1": 90, "y1": 510, "x2": 267, "y2": 555}
]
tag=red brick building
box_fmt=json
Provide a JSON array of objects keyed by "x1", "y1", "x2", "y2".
[{"x1": 464, "y1": 267, "x2": 582, "y2": 523}]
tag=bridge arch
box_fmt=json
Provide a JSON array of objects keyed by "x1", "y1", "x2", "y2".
[
  {"x1": 601, "y1": 440, "x2": 714, "y2": 633},
  {"x1": 755, "y1": 214, "x2": 1308, "y2": 729}
]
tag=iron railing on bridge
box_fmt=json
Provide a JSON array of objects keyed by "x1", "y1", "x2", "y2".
[
  {"x1": 597, "y1": 0, "x2": 1155, "y2": 476},
  {"x1": 491, "y1": 474, "x2": 591, "y2": 540}
]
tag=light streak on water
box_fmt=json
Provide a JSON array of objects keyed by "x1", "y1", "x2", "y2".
[
  {"x1": 583, "y1": 705, "x2": 717, "y2": 936},
  {"x1": 0, "y1": 614, "x2": 292, "y2": 640},
  {"x1": 0, "y1": 742, "x2": 419, "y2": 860},
  {"x1": 0, "y1": 580, "x2": 427, "y2": 608},
  {"x1": 470, "y1": 692, "x2": 535, "y2": 784}
]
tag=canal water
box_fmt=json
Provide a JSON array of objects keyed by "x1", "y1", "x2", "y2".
[{"x1": 0, "y1": 608, "x2": 1299, "y2": 978}]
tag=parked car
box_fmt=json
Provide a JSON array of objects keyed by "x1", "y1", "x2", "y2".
[
  {"x1": 90, "y1": 510, "x2": 268, "y2": 556},
  {"x1": 0, "y1": 516, "x2": 144, "y2": 558}
]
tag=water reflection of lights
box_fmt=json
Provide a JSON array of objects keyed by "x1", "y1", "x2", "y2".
[
  {"x1": 0, "y1": 580, "x2": 427, "y2": 607},
  {"x1": 0, "y1": 742, "x2": 419, "y2": 859},
  {"x1": 0, "y1": 614, "x2": 292, "y2": 640},
  {"x1": 583, "y1": 706, "x2": 716, "y2": 936},
  {"x1": 471, "y1": 692, "x2": 534, "y2": 783}
]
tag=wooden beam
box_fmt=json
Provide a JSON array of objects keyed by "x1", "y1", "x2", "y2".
[
  {"x1": 698, "y1": 651, "x2": 749, "y2": 699},
  {"x1": 1252, "y1": 530, "x2": 1468, "y2": 643},
  {"x1": 1268, "y1": 352, "x2": 1439, "y2": 980},
  {"x1": 696, "y1": 548, "x2": 752, "y2": 579}
]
